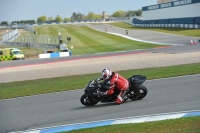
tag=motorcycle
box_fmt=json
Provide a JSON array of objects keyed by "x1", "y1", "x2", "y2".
[{"x1": 80, "y1": 75, "x2": 148, "y2": 106}]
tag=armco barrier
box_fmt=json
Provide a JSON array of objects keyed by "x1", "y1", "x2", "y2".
[{"x1": 39, "y1": 51, "x2": 72, "y2": 59}]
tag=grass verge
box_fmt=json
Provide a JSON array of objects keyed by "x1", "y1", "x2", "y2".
[
  {"x1": 60, "y1": 116, "x2": 200, "y2": 133},
  {"x1": 111, "y1": 22, "x2": 200, "y2": 37},
  {"x1": 33, "y1": 25, "x2": 159, "y2": 55},
  {"x1": 0, "y1": 63, "x2": 200, "y2": 100}
]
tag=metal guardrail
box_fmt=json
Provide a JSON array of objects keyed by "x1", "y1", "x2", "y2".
[{"x1": 2, "y1": 29, "x2": 19, "y2": 42}]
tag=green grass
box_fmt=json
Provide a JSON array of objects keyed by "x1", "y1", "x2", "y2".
[
  {"x1": 111, "y1": 22, "x2": 200, "y2": 37},
  {"x1": 60, "y1": 116, "x2": 200, "y2": 133},
  {"x1": 33, "y1": 25, "x2": 159, "y2": 55},
  {"x1": 0, "y1": 63, "x2": 200, "y2": 100}
]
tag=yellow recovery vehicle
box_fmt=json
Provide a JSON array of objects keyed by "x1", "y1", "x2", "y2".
[{"x1": 0, "y1": 48, "x2": 25, "y2": 61}]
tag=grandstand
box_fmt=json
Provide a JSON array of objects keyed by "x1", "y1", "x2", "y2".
[{"x1": 131, "y1": 0, "x2": 200, "y2": 27}]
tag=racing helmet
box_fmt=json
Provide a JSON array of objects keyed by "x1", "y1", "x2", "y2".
[{"x1": 102, "y1": 68, "x2": 112, "y2": 80}]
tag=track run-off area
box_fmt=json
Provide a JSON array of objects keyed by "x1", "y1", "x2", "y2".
[{"x1": 0, "y1": 23, "x2": 200, "y2": 133}]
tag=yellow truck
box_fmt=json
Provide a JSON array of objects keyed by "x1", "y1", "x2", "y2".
[{"x1": 0, "y1": 48, "x2": 25, "y2": 61}]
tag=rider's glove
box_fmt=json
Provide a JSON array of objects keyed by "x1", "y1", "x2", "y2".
[{"x1": 94, "y1": 78, "x2": 100, "y2": 83}]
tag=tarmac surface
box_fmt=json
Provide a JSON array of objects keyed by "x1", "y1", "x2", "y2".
[
  {"x1": 89, "y1": 24, "x2": 200, "y2": 45},
  {"x1": 0, "y1": 75, "x2": 199, "y2": 133}
]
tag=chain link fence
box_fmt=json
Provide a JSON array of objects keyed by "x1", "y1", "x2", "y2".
[
  {"x1": 23, "y1": 25, "x2": 35, "y2": 33},
  {"x1": 14, "y1": 34, "x2": 60, "y2": 45},
  {"x1": 1, "y1": 25, "x2": 60, "y2": 50},
  {"x1": 13, "y1": 34, "x2": 60, "y2": 50},
  {"x1": 4, "y1": 42, "x2": 58, "y2": 50}
]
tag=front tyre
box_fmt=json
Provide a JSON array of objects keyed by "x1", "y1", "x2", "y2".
[
  {"x1": 80, "y1": 94, "x2": 99, "y2": 106},
  {"x1": 129, "y1": 85, "x2": 148, "y2": 100}
]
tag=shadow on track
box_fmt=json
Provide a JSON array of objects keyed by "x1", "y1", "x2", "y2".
[{"x1": 70, "y1": 100, "x2": 134, "y2": 110}]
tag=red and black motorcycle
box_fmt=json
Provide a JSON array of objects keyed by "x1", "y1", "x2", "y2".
[{"x1": 80, "y1": 75, "x2": 148, "y2": 106}]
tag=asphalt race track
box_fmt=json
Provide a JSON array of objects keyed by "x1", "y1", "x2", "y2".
[
  {"x1": 0, "y1": 75, "x2": 200, "y2": 133},
  {"x1": 89, "y1": 24, "x2": 200, "y2": 45},
  {"x1": 0, "y1": 24, "x2": 200, "y2": 133},
  {"x1": 0, "y1": 44, "x2": 200, "y2": 69}
]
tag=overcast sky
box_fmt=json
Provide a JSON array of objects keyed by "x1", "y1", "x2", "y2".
[{"x1": 0, "y1": 0, "x2": 156, "y2": 22}]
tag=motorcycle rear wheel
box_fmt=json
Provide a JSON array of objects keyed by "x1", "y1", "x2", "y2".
[
  {"x1": 129, "y1": 85, "x2": 148, "y2": 100},
  {"x1": 80, "y1": 94, "x2": 99, "y2": 106}
]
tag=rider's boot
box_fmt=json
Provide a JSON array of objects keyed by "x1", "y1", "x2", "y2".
[{"x1": 122, "y1": 90, "x2": 128, "y2": 102}]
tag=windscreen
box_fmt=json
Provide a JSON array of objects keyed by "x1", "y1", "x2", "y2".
[{"x1": 12, "y1": 51, "x2": 22, "y2": 55}]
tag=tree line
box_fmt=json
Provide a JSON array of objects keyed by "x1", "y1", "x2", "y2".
[
  {"x1": 0, "y1": 20, "x2": 36, "y2": 26},
  {"x1": 0, "y1": 9, "x2": 142, "y2": 25},
  {"x1": 37, "y1": 10, "x2": 142, "y2": 23}
]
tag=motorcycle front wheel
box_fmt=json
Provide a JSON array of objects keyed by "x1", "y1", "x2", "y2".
[{"x1": 80, "y1": 94, "x2": 100, "y2": 106}]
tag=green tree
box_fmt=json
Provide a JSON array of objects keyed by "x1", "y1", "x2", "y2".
[
  {"x1": 37, "y1": 16, "x2": 47, "y2": 23},
  {"x1": 11, "y1": 21, "x2": 16, "y2": 25},
  {"x1": 87, "y1": 12, "x2": 95, "y2": 20},
  {"x1": 84, "y1": 15, "x2": 88, "y2": 20},
  {"x1": 63, "y1": 18, "x2": 71, "y2": 22},
  {"x1": 97, "y1": 14, "x2": 102, "y2": 20},
  {"x1": 70, "y1": 12, "x2": 84, "y2": 21},
  {"x1": 112, "y1": 10, "x2": 126, "y2": 18},
  {"x1": 27, "y1": 20, "x2": 36, "y2": 24},
  {"x1": 126, "y1": 10, "x2": 136, "y2": 17},
  {"x1": 71, "y1": 12, "x2": 77, "y2": 21},
  {"x1": 135, "y1": 9, "x2": 142, "y2": 16},
  {"x1": 125, "y1": 9, "x2": 142, "y2": 17},
  {"x1": 55, "y1": 15, "x2": 62, "y2": 22},
  {"x1": 0, "y1": 21, "x2": 8, "y2": 26},
  {"x1": 87, "y1": 12, "x2": 100, "y2": 20},
  {"x1": 77, "y1": 13, "x2": 84, "y2": 21},
  {"x1": 48, "y1": 17, "x2": 53, "y2": 21}
]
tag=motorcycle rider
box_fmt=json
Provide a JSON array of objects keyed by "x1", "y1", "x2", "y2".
[{"x1": 99, "y1": 68, "x2": 129, "y2": 104}]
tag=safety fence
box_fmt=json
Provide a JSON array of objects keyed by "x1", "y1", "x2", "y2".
[
  {"x1": 1, "y1": 29, "x2": 19, "y2": 43},
  {"x1": 23, "y1": 25, "x2": 34, "y2": 33},
  {"x1": 4, "y1": 42, "x2": 58, "y2": 50},
  {"x1": 0, "y1": 25, "x2": 59, "y2": 50},
  {"x1": 14, "y1": 34, "x2": 60, "y2": 45}
]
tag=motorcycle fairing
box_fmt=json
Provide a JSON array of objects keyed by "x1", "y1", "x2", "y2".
[{"x1": 128, "y1": 75, "x2": 146, "y2": 87}]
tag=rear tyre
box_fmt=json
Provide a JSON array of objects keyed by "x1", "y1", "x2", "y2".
[
  {"x1": 129, "y1": 85, "x2": 148, "y2": 100},
  {"x1": 80, "y1": 94, "x2": 99, "y2": 106}
]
